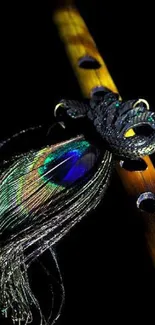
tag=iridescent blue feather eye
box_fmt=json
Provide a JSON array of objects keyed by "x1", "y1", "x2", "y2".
[{"x1": 39, "y1": 140, "x2": 99, "y2": 187}]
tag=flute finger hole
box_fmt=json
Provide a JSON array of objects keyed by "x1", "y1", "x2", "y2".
[
  {"x1": 90, "y1": 86, "x2": 111, "y2": 99},
  {"x1": 78, "y1": 56, "x2": 101, "y2": 69},
  {"x1": 119, "y1": 159, "x2": 147, "y2": 172},
  {"x1": 136, "y1": 192, "x2": 155, "y2": 213}
]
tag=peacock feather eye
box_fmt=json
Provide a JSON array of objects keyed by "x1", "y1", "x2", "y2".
[{"x1": 38, "y1": 139, "x2": 97, "y2": 187}]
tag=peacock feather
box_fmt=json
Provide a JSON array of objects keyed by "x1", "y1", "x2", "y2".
[{"x1": 0, "y1": 131, "x2": 112, "y2": 324}]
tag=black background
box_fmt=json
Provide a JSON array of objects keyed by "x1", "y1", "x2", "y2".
[{"x1": 1, "y1": 1, "x2": 155, "y2": 324}]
